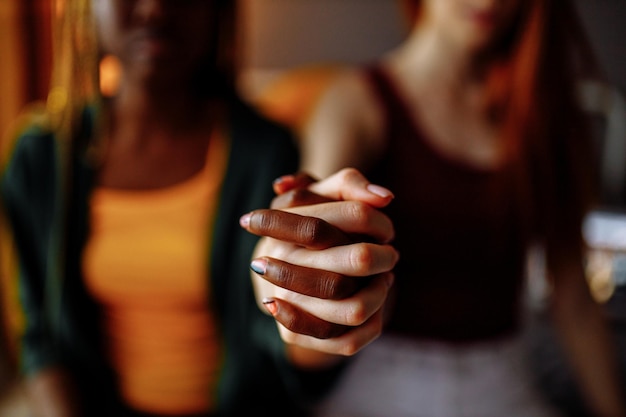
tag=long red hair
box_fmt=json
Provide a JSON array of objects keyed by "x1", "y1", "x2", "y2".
[{"x1": 402, "y1": 0, "x2": 601, "y2": 248}]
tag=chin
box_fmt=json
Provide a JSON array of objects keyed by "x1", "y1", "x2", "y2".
[
  {"x1": 459, "y1": 27, "x2": 496, "y2": 53},
  {"x1": 452, "y1": 37, "x2": 489, "y2": 55}
]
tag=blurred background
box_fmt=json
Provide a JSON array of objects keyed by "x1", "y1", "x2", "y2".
[
  {"x1": 1, "y1": 0, "x2": 625, "y2": 415},
  {"x1": 239, "y1": 0, "x2": 626, "y2": 100},
  {"x1": 1, "y1": 0, "x2": 625, "y2": 143}
]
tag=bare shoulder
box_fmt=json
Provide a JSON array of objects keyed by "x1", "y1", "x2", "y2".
[
  {"x1": 301, "y1": 66, "x2": 385, "y2": 177},
  {"x1": 313, "y1": 67, "x2": 385, "y2": 148},
  {"x1": 323, "y1": 68, "x2": 380, "y2": 119}
]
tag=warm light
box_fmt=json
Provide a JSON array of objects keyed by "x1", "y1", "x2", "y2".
[
  {"x1": 583, "y1": 211, "x2": 626, "y2": 303},
  {"x1": 586, "y1": 248, "x2": 617, "y2": 303},
  {"x1": 100, "y1": 54, "x2": 121, "y2": 97},
  {"x1": 253, "y1": 64, "x2": 343, "y2": 133},
  {"x1": 55, "y1": 0, "x2": 66, "y2": 19}
]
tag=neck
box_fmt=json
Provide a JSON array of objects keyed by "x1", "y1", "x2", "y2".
[
  {"x1": 390, "y1": 23, "x2": 486, "y2": 95},
  {"x1": 110, "y1": 77, "x2": 211, "y2": 145}
]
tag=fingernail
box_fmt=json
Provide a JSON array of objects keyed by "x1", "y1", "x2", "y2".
[
  {"x1": 239, "y1": 213, "x2": 251, "y2": 228},
  {"x1": 273, "y1": 174, "x2": 293, "y2": 186},
  {"x1": 367, "y1": 184, "x2": 394, "y2": 199},
  {"x1": 250, "y1": 259, "x2": 267, "y2": 275},
  {"x1": 262, "y1": 298, "x2": 278, "y2": 316}
]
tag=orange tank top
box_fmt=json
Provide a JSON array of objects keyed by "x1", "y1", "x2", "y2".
[{"x1": 83, "y1": 132, "x2": 228, "y2": 415}]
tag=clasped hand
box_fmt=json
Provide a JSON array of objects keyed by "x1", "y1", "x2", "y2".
[{"x1": 240, "y1": 168, "x2": 399, "y2": 357}]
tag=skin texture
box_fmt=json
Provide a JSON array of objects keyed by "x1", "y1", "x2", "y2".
[{"x1": 242, "y1": 168, "x2": 399, "y2": 363}]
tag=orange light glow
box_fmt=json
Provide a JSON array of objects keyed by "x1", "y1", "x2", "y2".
[{"x1": 100, "y1": 54, "x2": 121, "y2": 97}]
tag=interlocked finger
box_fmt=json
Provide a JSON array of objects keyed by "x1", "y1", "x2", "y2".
[
  {"x1": 251, "y1": 256, "x2": 366, "y2": 299},
  {"x1": 271, "y1": 188, "x2": 335, "y2": 209},
  {"x1": 263, "y1": 298, "x2": 352, "y2": 339},
  {"x1": 272, "y1": 172, "x2": 318, "y2": 195},
  {"x1": 243, "y1": 209, "x2": 352, "y2": 249},
  {"x1": 277, "y1": 308, "x2": 385, "y2": 356}
]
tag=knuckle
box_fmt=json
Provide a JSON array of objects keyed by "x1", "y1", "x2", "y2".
[
  {"x1": 316, "y1": 276, "x2": 338, "y2": 299},
  {"x1": 344, "y1": 200, "x2": 371, "y2": 226},
  {"x1": 390, "y1": 246, "x2": 401, "y2": 267},
  {"x1": 297, "y1": 217, "x2": 326, "y2": 246},
  {"x1": 325, "y1": 275, "x2": 354, "y2": 299},
  {"x1": 338, "y1": 167, "x2": 361, "y2": 184},
  {"x1": 341, "y1": 327, "x2": 382, "y2": 357},
  {"x1": 274, "y1": 264, "x2": 297, "y2": 288},
  {"x1": 340, "y1": 339, "x2": 361, "y2": 356},
  {"x1": 349, "y1": 243, "x2": 375, "y2": 275},
  {"x1": 344, "y1": 301, "x2": 368, "y2": 326}
]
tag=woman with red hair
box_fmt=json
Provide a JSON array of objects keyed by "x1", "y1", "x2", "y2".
[{"x1": 292, "y1": 0, "x2": 626, "y2": 416}]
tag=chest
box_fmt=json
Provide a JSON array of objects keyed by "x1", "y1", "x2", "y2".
[
  {"x1": 84, "y1": 172, "x2": 219, "y2": 307},
  {"x1": 98, "y1": 134, "x2": 211, "y2": 189},
  {"x1": 371, "y1": 118, "x2": 520, "y2": 254},
  {"x1": 412, "y1": 97, "x2": 503, "y2": 170}
]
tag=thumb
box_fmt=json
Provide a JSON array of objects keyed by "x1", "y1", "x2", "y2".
[{"x1": 308, "y1": 168, "x2": 394, "y2": 208}]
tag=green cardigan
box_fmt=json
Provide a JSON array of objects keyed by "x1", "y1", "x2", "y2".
[{"x1": 0, "y1": 101, "x2": 339, "y2": 417}]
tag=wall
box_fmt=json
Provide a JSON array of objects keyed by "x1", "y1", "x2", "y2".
[
  {"x1": 576, "y1": 0, "x2": 626, "y2": 92},
  {"x1": 240, "y1": 0, "x2": 626, "y2": 95},
  {"x1": 239, "y1": 0, "x2": 407, "y2": 96}
]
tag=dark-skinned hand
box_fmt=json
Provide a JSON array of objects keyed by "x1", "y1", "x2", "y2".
[{"x1": 240, "y1": 168, "x2": 398, "y2": 356}]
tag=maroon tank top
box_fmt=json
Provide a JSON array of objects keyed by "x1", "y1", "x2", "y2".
[{"x1": 365, "y1": 66, "x2": 527, "y2": 342}]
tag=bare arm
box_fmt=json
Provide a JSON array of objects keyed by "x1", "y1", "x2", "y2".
[
  {"x1": 300, "y1": 69, "x2": 384, "y2": 178},
  {"x1": 547, "y1": 242, "x2": 626, "y2": 417}
]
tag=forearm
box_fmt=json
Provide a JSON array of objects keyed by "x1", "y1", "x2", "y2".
[
  {"x1": 25, "y1": 367, "x2": 82, "y2": 417},
  {"x1": 551, "y1": 288, "x2": 625, "y2": 417}
]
